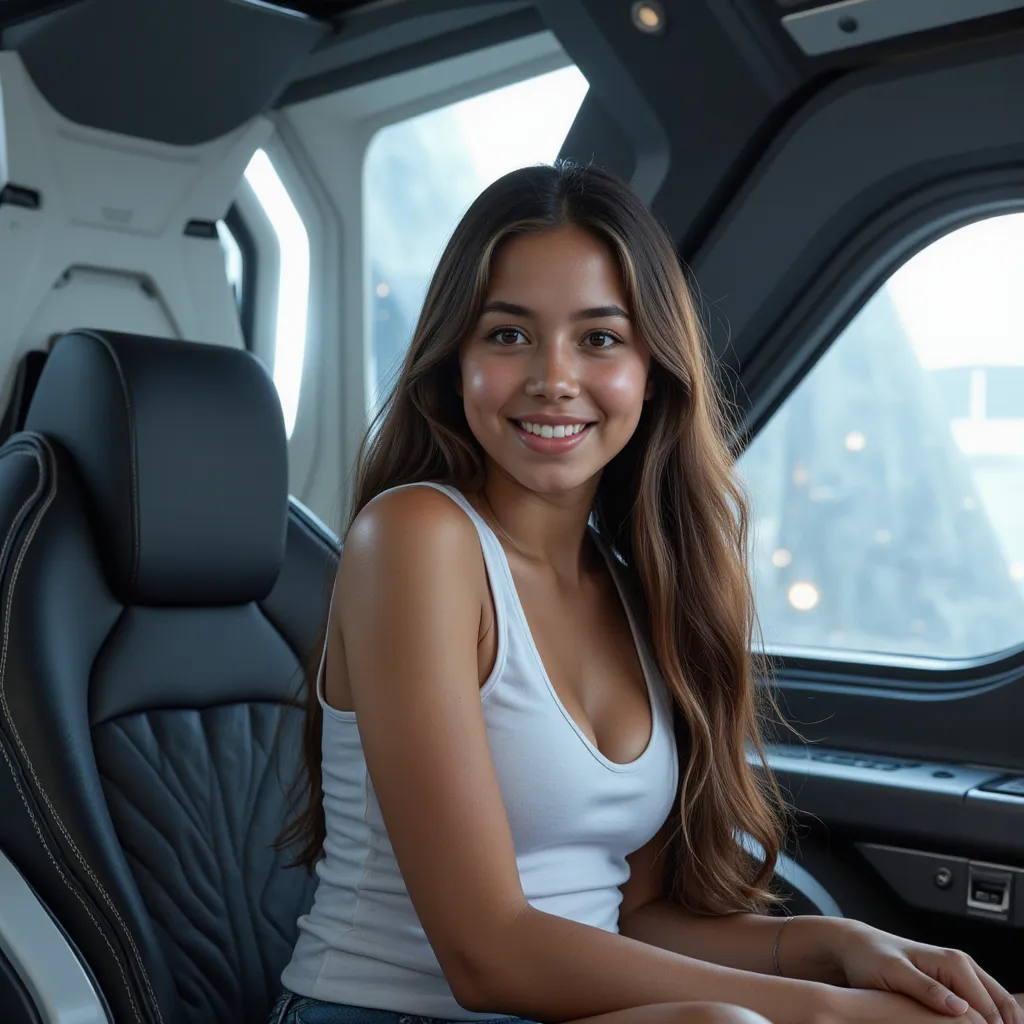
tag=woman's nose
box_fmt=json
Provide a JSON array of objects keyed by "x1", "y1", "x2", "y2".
[{"x1": 524, "y1": 338, "x2": 580, "y2": 400}]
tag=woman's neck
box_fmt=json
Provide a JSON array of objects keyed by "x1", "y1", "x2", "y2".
[{"x1": 472, "y1": 469, "x2": 599, "y2": 583}]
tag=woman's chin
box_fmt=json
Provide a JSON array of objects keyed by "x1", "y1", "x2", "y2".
[{"x1": 506, "y1": 463, "x2": 602, "y2": 497}]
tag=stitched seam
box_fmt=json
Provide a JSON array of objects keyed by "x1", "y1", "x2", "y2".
[
  {"x1": 0, "y1": 438, "x2": 162, "y2": 1021},
  {"x1": 0, "y1": 741, "x2": 141, "y2": 1022},
  {"x1": 86, "y1": 331, "x2": 140, "y2": 592},
  {"x1": 0, "y1": 449, "x2": 38, "y2": 569},
  {"x1": 0, "y1": 444, "x2": 142, "y2": 1022}
]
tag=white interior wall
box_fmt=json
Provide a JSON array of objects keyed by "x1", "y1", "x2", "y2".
[{"x1": 0, "y1": 50, "x2": 269, "y2": 413}]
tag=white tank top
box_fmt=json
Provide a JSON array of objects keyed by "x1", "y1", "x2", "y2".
[{"x1": 281, "y1": 482, "x2": 680, "y2": 1019}]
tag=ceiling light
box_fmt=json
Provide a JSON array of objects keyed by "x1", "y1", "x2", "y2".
[{"x1": 631, "y1": 1, "x2": 666, "y2": 35}]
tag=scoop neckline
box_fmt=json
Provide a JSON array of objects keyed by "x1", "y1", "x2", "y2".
[{"x1": 454, "y1": 490, "x2": 660, "y2": 773}]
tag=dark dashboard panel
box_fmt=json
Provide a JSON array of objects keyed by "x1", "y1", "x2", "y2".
[
  {"x1": 774, "y1": 671, "x2": 1024, "y2": 778},
  {"x1": 767, "y1": 743, "x2": 1024, "y2": 854},
  {"x1": 765, "y1": 744, "x2": 1024, "y2": 928}
]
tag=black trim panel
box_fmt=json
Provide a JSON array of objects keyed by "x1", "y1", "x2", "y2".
[
  {"x1": 279, "y1": 5, "x2": 543, "y2": 106},
  {"x1": 224, "y1": 204, "x2": 259, "y2": 352},
  {"x1": 693, "y1": 37, "x2": 1024, "y2": 383},
  {"x1": 765, "y1": 743, "x2": 1024, "y2": 859}
]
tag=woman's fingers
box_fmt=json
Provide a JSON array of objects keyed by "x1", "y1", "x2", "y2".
[
  {"x1": 963, "y1": 963, "x2": 1024, "y2": 1024},
  {"x1": 925, "y1": 950, "x2": 1019, "y2": 1024}
]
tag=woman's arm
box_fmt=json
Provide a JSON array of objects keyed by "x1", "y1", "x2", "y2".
[
  {"x1": 337, "y1": 488, "x2": 838, "y2": 1024},
  {"x1": 617, "y1": 830, "x2": 1023, "y2": 1024},
  {"x1": 621, "y1": 901, "x2": 848, "y2": 984},
  {"x1": 617, "y1": 827, "x2": 848, "y2": 984}
]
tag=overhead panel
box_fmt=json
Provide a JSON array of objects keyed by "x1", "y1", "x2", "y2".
[
  {"x1": 782, "y1": 0, "x2": 1024, "y2": 56},
  {"x1": 4, "y1": 0, "x2": 328, "y2": 145}
]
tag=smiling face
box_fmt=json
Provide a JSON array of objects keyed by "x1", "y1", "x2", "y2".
[{"x1": 459, "y1": 225, "x2": 652, "y2": 497}]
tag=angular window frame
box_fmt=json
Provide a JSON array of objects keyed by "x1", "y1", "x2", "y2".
[
  {"x1": 733, "y1": 186, "x2": 1024, "y2": 690},
  {"x1": 220, "y1": 203, "x2": 259, "y2": 351}
]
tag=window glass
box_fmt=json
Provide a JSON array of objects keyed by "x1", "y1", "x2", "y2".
[
  {"x1": 244, "y1": 148, "x2": 310, "y2": 438},
  {"x1": 738, "y1": 213, "x2": 1024, "y2": 662},
  {"x1": 363, "y1": 65, "x2": 589, "y2": 412}
]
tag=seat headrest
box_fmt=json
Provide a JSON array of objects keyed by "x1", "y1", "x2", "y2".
[{"x1": 25, "y1": 330, "x2": 289, "y2": 606}]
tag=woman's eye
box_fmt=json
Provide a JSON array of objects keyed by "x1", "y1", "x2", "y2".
[
  {"x1": 586, "y1": 331, "x2": 620, "y2": 349},
  {"x1": 488, "y1": 328, "x2": 527, "y2": 346}
]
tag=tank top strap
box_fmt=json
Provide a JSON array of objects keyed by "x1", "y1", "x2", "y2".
[
  {"x1": 315, "y1": 480, "x2": 515, "y2": 715},
  {"x1": 395, "y1": 482, "x2": 517, "y2": 646},
  {"x1": 386, "y1": 480, "x2": 508, "y2": 578},
  {"x1": 315, "y1": 589, "x2": 343, "y2": 716}
]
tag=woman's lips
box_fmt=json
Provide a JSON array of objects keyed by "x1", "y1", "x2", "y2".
[{"x1": 510, "y1": 420, "x2": 594, "y2": 454}]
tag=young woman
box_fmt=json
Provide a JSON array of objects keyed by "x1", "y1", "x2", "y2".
[{"x1": 271, "y1": 164, "x2": 1023, "y2": 1024}]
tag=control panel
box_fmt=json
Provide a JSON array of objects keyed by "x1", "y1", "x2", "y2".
[
  {"x1": 858, "y1": 844, "x2": 1023, "y2": 927},
  {"x1": 762, "y1": 745, "x2": 1024, "y2": 928}
]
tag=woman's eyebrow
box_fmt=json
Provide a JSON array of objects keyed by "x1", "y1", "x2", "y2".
[
  {"x1": 572, "y1": 304, "x2": 631, "y2": 322},
  {"x1": 480, "y1": 300, "x2": 631, "y2": 321}
]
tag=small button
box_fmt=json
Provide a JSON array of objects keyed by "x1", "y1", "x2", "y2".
[
  {"x1": 932, "y1": 770, "x2": 955, "y2": 779},
  {"x1": 934, "y1": 867, "x2": 954, "y2": 890}
]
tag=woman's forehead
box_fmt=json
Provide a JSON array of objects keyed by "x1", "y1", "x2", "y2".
[{"x1": 486, "y1": 227, "x2": 629, "y2": 308}]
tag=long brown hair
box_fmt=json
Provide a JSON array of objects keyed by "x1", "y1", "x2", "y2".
[{"x1": 278, "y1": 162, "x2": 787, "y2": 915}]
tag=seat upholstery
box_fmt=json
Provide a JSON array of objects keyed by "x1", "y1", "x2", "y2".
[{"x1": 0, "y1": 330, "x2": 338, "y2": 1024}]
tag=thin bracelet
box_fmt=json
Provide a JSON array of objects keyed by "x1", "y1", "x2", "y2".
[{"x1": 772, "y1": 916, "x2": 797, "y2": 977}]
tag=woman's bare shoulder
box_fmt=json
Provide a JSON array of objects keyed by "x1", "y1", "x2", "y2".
[
  {"x1": 337, "y1": 484, "x2": 482, "y2": 605},
  {"x1": 346, "y1": 484, "x2": 476, "y2": 554}
]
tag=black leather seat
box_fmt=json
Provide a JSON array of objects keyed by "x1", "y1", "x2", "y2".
[{"x1": 0, "y1": 329, "x2": 337, "y2": 1023}]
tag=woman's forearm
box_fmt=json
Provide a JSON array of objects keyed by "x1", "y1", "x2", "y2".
[
  {"x1": 619, "y1": 899, "x2": 850, "y2": 985},
  {"x1": 461, "y1": 903, "x2": 838, "y2": 1024}
]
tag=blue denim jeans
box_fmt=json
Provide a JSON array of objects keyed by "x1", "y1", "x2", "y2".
[{"x1": 268, "y1": 990, "x2": 537, "y2": 1024}]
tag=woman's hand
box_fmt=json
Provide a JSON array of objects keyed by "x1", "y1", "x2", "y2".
[
  {"x1": 818, "y1": 988, "x2": 998, "y2": 1024},
  {"x1": 822, "y1": 921, "x2": 1023, "y2": 1024}
]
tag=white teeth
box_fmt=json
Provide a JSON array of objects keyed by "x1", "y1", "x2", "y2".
[{"x1": 516, "y1": 420, "x2": 588, "y2": 438}]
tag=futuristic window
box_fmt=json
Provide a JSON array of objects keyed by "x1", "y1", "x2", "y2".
[
  {"x1": 738, "y1": 213, "x2": 1024, "y2": 662},
  {"x1": 244, "y1": 148, "x2": 310, "y2": 438},
  {"x1": 363, "y1": 64, "x2": 589, "y2": 413}
]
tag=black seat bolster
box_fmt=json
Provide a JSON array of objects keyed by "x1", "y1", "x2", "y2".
[
  {"x1": 0, "y1": 437, "x2": 180, "y2": 1024},
  {"x1": 259, "y1": 501, "x2": 339, "y2": 667}
]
